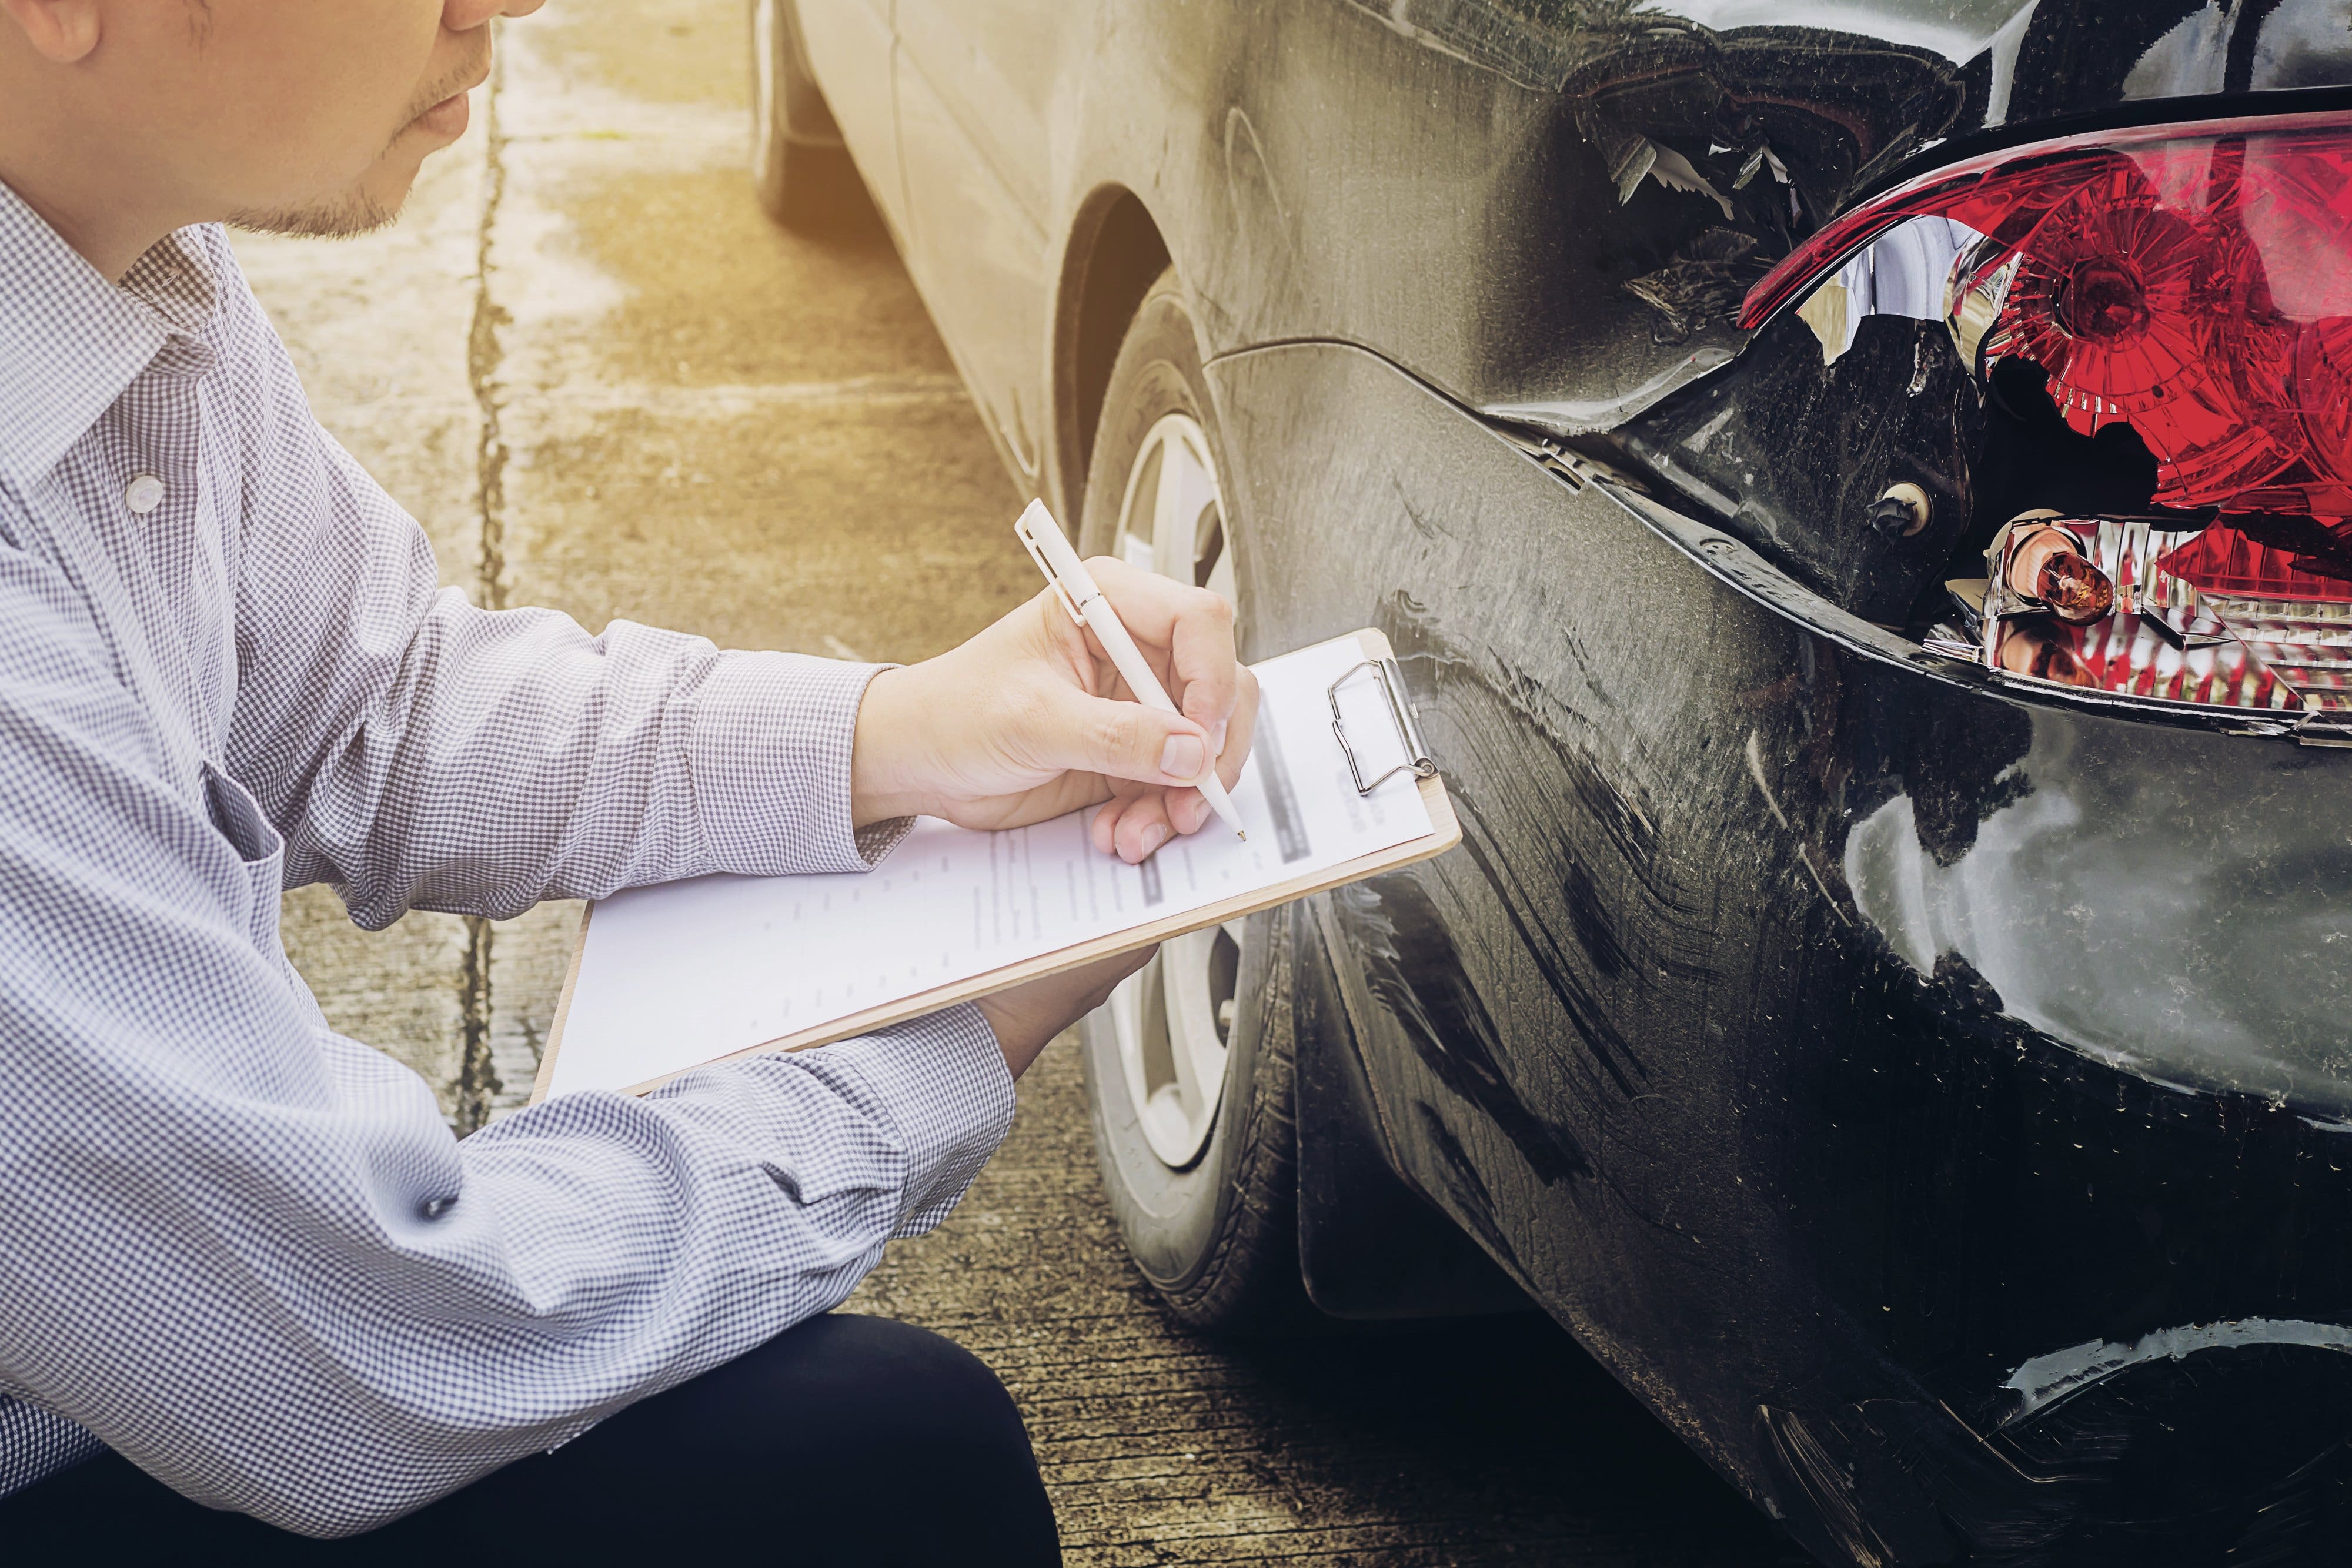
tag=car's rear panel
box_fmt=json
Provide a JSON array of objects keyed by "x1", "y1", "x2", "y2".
[
  {"x1": 1175, "y1": 4, "x2": 2352, "y2": 1564},
  {"x1": 801, "y1": 2, "x2": 2352, "y2": 1559}
]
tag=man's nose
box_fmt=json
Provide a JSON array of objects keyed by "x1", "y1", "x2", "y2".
[{"x1": 443, "y1": 0, "x2": 548, "y2": 29}]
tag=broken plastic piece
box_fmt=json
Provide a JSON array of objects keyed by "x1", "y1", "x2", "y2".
[{"x1": 1623, "y1": 228, "x2": 1762, "y2": 340}]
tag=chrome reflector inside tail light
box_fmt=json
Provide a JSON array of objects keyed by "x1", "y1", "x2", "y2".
[
  {"x1": 1970, "y1": 517, "x2": 2311, "y2": 716},
  {"x1": 1743, "y1": 113, "x2": 2352, "y2": 729}
]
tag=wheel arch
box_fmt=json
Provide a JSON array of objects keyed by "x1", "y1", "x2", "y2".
[
  {"x1": 1050, "y1": 185, "x2": 1171, "y2": 529},
  {"x1": 1060, "y1": 201, "x2": 1534, "y2": 1323},
  {"x1": 766, "y1": 0, "x2": 844, "y2": 146}
]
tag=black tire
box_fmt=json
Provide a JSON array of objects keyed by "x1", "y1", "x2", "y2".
[
  {"x1": 1077, "y1": 269, "x2": 1315, "y2": 1333},
  {"x1": 747, "y1": 0, "x2": 870, "y2": 233}
]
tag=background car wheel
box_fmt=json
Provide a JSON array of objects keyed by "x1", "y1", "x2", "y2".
[
  {"x1": 1078, "y1": 269, "x2": 1314, "y2": 1333},
  {"x1": 747, "y1": 0, "x2": 868, "y2": 232}
]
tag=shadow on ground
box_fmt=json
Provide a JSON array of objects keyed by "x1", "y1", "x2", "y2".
[
  {"x1": 853, "y1": 1046, "x2": 1796, "y2": 1567},
  {"x1": 1226, "y1": 1315, "x2": 1790, "y2": 1552}
]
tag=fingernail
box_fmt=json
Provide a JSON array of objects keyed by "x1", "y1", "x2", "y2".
[
  {"x1": 1141, "y1": 824, "x2": 1169, "y2": 856},
  {"x1": 1160, "y1": 735, "x2": 1205, "y2": 781},
  {"x1": 1211, "y1": 721, "x2": 1228, "y2": 755}
]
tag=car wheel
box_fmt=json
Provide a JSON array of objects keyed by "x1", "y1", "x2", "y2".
[
  {"x1": 1077, "y1": 268, "x2": 1313, "y2": 1332},
  {"x1": 747, "y1": 0, "x2": 865, "y2": 232}
]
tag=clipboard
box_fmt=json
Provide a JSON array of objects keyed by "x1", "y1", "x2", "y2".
[{"x1": 532, "y1": 628, "x2": 1458, "y2": 1101}]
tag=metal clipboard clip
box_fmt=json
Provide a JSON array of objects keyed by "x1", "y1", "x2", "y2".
[{"x1": 1328, "y1": 657, "x2": 1438, "y2": 796}]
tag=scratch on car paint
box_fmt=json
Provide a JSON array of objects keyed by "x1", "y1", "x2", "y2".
[
  {"x1": 1333, "y1": 0, "x2": 1586, "y2": 91},
  {"x1": 1484, "y1": 347, "x2": 1739, "y2": 437},
  {"x1": 1758, "y1": 1406, "x2": 1889, "y2": 1568},
  {"x1": 1746, "y1": 727, "x2": 1850, "y2": 920},
  {"x1": 1449, "y1": 804, "x2": 1646, "y2": 1097},
  {"x1": 1414, "y1": 1099, "x2": 1525, "y2": 1265},
  {"x1": 1375, "y1": 593, "x2": 1718, "y2": 1101},
  {"x1": 1375, "y1": 591, "x2": 1707, "y2": 968},
  {"x1": 1370, "y1": 587, "x2": 1750, "y2": 1096},
  {"x1": 2002, "y1": 1319, "x2": 2352, "y2": 1424},
  {"x1": 1335, "y1": 876, "x2": 1593, "y2": 1185},
  {"x1": 1745, "y1": 729, "x2": 1790, "y2": 830}
]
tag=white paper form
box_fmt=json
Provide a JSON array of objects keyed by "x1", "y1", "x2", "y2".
[{"x1": 547, "y1": 634, "x2": 1432, "y2": 1096}]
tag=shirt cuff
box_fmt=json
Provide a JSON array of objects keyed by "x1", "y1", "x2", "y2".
[
  {"x1": 808, "y1": 1003, "x2": 1015, "y2": 1236},
  {"x1": 686, "y1": 652, "x2": 910, "y2": 876}
]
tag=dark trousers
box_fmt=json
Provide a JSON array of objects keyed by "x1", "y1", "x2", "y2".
[{"x1": 0, "y1": 1313, "x2": 1061, "y2": 1567}]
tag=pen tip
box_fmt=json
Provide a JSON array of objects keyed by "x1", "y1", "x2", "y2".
[{"x1": 1237, "y1": 829, "x2": 1248, "y2": 841}]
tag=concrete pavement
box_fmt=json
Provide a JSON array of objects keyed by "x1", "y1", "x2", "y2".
[{"x1": 239, "y1": 3, "x2": 1793, "y2": 1562}]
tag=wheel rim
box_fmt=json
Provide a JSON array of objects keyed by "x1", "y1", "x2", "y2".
[
  {"x1": 1107, "y1": 412, "x2": 1244, "y2": 1169},
  {"x1": 750, "y1": 0, "x2": 779, "y2": 184}
]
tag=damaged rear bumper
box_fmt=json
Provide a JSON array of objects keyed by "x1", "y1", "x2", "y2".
[{"x1": 1207, "y1": 337, "x2": 2352, "y2": 1566}]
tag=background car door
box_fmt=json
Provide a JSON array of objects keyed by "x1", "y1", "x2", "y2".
[
  {"x1": 890, "y1": 1, "x2": 1062, "y2": 486},
  {"x1": 794, "y1": 0, "x2": 910, "y2": 239}
]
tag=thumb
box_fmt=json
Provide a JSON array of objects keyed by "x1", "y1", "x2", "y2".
[{"x1": 1047, "y1": 687, "x2": 1214, "y2": 787}]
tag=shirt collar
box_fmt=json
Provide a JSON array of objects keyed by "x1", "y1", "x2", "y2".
[{"x1": 0, "y1": 179, "x2": 224, "y2": 487}]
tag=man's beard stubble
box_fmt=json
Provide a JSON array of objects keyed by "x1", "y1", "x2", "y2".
[
  {"x1": 228, "y1": 186, "x2": 397, "y2": 242},
  {"x1": 226, "y1": 45, "x2": 487, "y2": 241}
]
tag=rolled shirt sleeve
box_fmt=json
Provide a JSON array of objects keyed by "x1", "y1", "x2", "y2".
[
  {"x1": 202, "y1": 237, "x2": 910, "y2": 925},
  {"x1": 687, "y1": 646, "x2": 918, "y2": 877},
  {"x1": 0, "y1": 210, "x2": 1010, "y2": 1536},
  {"x1": 0, "y1": 558, "x2": 1015, "y2": 1532}
]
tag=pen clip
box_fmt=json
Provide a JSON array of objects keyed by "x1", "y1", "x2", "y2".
[{"x1": 1015, "y1": 513, "x2": 1087, "y2": 626}]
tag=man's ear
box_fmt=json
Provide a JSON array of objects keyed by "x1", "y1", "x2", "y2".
[{"x1": 0, "y1": 0, "x2": 103, "y2": 64}]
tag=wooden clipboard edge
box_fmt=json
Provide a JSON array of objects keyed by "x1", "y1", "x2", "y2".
[
  {"x1": 531, "y1": 899, "x2": 593, "y2": 1106},
  {"x1": 530, "y1": 626, "x2": 1455, "y2": 1103},
  {"x1": 597, "y1": 771, "x2": 1455, "y2": 1098}
]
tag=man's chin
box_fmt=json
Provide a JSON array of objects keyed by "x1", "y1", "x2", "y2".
[
  {"x1": 226, "y1": 165, "x2": 417, "y2": 242},
  {"x1": 228, "y1": 193, "x2": 399, "y2": 242}
]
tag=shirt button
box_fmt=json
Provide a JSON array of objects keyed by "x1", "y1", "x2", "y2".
[{"x1": 123, "y1": 474, "x2": 167, "y2": 515}]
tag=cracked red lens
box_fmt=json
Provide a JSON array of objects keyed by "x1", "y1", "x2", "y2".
[
  {"x1": 2059, "y1": 258, "x2": 2147, "y2": 338},
  {"x1": 1742, "y1": 116, "x2": 2352, "y2": 520},
  {"x1": 1746, "y1": 116, "x2": 2352, "y2": 714}
]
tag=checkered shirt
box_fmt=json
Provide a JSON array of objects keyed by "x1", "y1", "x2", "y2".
[{"x1": 0, "y1": 180, "x2": 1015, "y2": 1536}]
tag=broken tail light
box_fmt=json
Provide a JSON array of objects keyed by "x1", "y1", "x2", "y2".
[{"x1": 1742, "y1": 114, "x2": 2352, "y2": 728}]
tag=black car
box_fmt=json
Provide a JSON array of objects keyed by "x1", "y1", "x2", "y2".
[{"x1": 750, "y1": 4, "x2": 2352, "y2": 1562}]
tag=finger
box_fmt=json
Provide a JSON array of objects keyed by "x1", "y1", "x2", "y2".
[
  {"x1": 1171, "y1": 597, "x2": 1240, "y2": 737},
  {"x1": 1032, "y1": 681, "x2": 1216, "y2": 790},
  {"x1": 1092, "y1": 789, "x2": 1175, "y2": 863},
  {"x1": 1110, "y1": 791, "x2": 1178, "y2": 864},
  {"x1": 1085, "y1": 557, "x2": 1240, "y2": 732},
  {"x1": 1167, "y1": 786, "x2": 1210, "y2": 836},
  {"x1": 1212, "y1": 664, "x2": 1261, "y2": 787},
  {"x1": 1085, "y1": 774, "x2": 1157, "y2": 853},
  {"x1": 1030, "y1": 584, "x2": 1109, "y2": 691}
]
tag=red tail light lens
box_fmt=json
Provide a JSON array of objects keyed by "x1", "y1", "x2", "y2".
[
  {"x1": 1743, "y1": 114, "x2": 2352, "y2": 514},
  {"x1": 1742, "y1": 115, "x2": 2352, "y2": 724}
]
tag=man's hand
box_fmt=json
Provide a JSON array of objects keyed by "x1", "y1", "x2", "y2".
[
  {"x1": 850, "y1": 556, "x2": 1259, "y2": 864},
  {"x1": 976, "y1": 947, "x2": 1157, "y2": 1078}
]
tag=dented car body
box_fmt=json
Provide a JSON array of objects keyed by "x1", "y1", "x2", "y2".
[{"x1": 784, "y1": 2, "x2": 2352, "y2": 1562}]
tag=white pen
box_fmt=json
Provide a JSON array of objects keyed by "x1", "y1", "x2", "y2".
[{"x1": 1014, "y1": 499, "x2": 1247, "y2": 841}]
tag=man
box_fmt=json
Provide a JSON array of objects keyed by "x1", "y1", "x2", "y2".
[{"x1": 0, "y1": 0, "x2": 1258, "y2": 1559}]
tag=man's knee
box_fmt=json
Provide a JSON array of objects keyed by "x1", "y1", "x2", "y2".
[
  {"x1": 760, "y1": 1313, "x2": 1034, "y2": 1465},
  {"x1": 736, "y1": 1315, "x2": 1061, "y2": 1563}
]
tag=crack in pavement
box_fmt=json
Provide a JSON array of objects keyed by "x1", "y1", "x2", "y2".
[
  {"x1": 512, "y1": 375, "x2": 969, "y2": 414},
  {"x1": 456, "y1": 35, "x2": 513, "y2": 1135}
]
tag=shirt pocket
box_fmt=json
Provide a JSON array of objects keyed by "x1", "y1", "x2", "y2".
[{"x1": 200, "y1": 761, "x2": 286, "y2": 949}]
